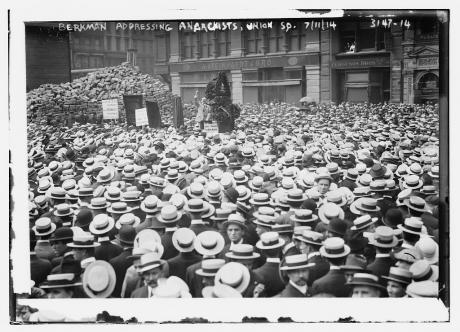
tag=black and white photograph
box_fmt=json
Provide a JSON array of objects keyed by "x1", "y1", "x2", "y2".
[{"x1": 6, "y1": 1, "x2": 456, "y2": 326}]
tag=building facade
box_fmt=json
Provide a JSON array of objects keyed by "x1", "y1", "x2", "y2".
[{"x1": 64, "y1": 17, "x2": 440, "y2": 105}]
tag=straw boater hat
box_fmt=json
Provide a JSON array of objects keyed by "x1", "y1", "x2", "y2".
[
  {"x1": 186, "y1": 182, "x2": 206, "y2": 199},
  {"x1": 415, "y1": 237, "x2": 438, "y2": 265},
  {"x1": 89, "y1": 197, "x2": 111, "y2": 210},
  {"x1": 236, "y1": 185, "x2": 251, "y2": 201},
  {"x1": 349, "y1": 197, "x2": 381, "y2": 216},
  {"x1": 115, "y1": 213, "x2": 141, "y2": 229},
  {"x1": 157, "y1": 205, "x2": 182, "y2": 225},
  {"x1": 48, "y1": 187, "x2": 67, "y2": 201},
  {"x1": 67, "y1": 232, "x2": 101, "y2": 248},
  {"x1": 40, "y1": 273, "x2": 82, "y2": 289},
  {"x1": 196, "y1": 258, "x2": 226, "y2": 277},
  {"x1": 222, "y1": 213, "x2": 248, "y2": 231},
  {"x1": 294, "y1": 230, "x2": 324, "y2": 246},
  {"x1": 403, "y1": 196, "x2": 428, "y2": 213},
  {"x1": 210, "y1": 208, "x2": 232, "y2": 223},
  {"x1": 149, "y1": 176, "x2": 167, "y2": 189},
  {"x1": 405, "y1": 280, "x2": 439, "y2": 298},
  {"x1": 350, "y1": 215, "x2": 378, "y2": 231},
  {"x1": 325, "y1": 190, "x2": 347, "y2": 207},
  {"x1": 89, "y1": 214, "x2": 115, "y2": 235},
  {"x1": 280, "y1": 254, "x2": 315, "y2": 271},
  {"x1": 346, "y1": 273, "x2": 386, "y2": 291},
  {"x1": 184, "y1": 198, "x2": 216, "y2": 219},
  {"x1": 140, "y1": 195, "x2": 160, "y2": 214},
  {"x1": 249, "y1": 192, "x2": 271, "y2": 206},
  {"x1": 225, "y1": 244, "x2": 260, "y2": 261},
  {"x1": 410, "y1": 260, "x2": 439, "y2": 282},
  {"x1": 172, "y1": 228, "x2": 196, "y2": 253},
  {"x1": 252, "y1": 206, "x2": 280, "y2": 228},
  {"x1": 289, "y1": 209, "x2": 319, "y2": 225},
  {"x1": 319, "y1": 237, "x2": 350, "y2": 258},
  {"x1": 214, "y1": 262, "x2": 251, "y2": 294},
  {"x1": 367, "y1": 226, "x2": 399, "y2": 248},
  {"x1": 382, "y1": 267, "x2": 413, "y2": 285},
  {"x1": 82, "y1": 260, "x2": 116, "y2": 298},
  {"x1": 318, "y1": 203, "x2": 345, "y2": 225},
  {"x1": 53, "y1": 203, "x2": 75, "y2": 218},
  {"x1": 104, "y1": 186, "x2": 122, "y2": 202},
  {"x1": 248, "y1": 176, "x2": 264, "y2": 192},
  {"x1": 32, "y1": 217, "x2": 56, "y2": 237},
  {"x1": 256, "y1": 231, "x2": 285, "y2": 250},
  {"x1": 233, "y1": 170, "x2": 249, "y2": 185},
  {"x1": 136, "y1": 252, "x2": 164, "y2": 273},
  {"x1": 194, "y1": 231, "x2": 225, "y2": 256},
  {"x1": 96, "y1": 167, "x2": 116, "y2": 184},
  {"x1": 402, "y1": 174, "x2": 423, "y2": 190},
  {"x1": 134, "y1": 229, "x2": 162, "y2": 252},
  {"x1": 107, "y1": 202, "x2": 133, "y2": 215},
  {"x1": 397, "y1": 217, "x2": 425, "y2": 235}
]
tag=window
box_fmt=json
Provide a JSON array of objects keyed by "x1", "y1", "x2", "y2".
[
  {"x1": 358, "y1": 29, "x2": 375, "y2": 50},
  {"x1": 259, "y1": 68, "x2": 284, "y2": 81},
  {"x1": 216, "y1": 30, "x2": 231, "y2": 57},
  {"x1": 156, "y1": 36, "x2": 167, "y2": 61},
  {"x1": 267, "y1": 23, "x2": 283, "y2": 53},
  {"x1": 199, "y1": 31, "x2": 213, "y2": 58},
  {"x1": 181, "y1": 32, "x2": 197, "y2": 59},
  {"x1": 287, "y1": 24, "x2": 306, "y2": 51},
  {"x1": 245, "y1": 30, "x2": 263, "y2": 54},
  {"x1": 341, "y1": 30, "x2": 356, "y2": 52},
  {"x1": 115, "y1": 37, "x2": 121, "y2": 51},
  {"x1": 418, "y1": 73, "x2": 439, "y2": 90},
  {"x1": 242, "y1": 71, "x2": 258, "y2": 81}
]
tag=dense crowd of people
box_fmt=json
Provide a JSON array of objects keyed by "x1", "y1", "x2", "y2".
[{"x1": 24, "y1": 101, "x2": 441, "y2": 301}]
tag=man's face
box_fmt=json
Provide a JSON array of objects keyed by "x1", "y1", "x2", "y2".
[
  {"x1": 288, "y1": 268, "x2": 310, "y2": 286},
  {"x1": 52, "y1": 241, "x2": 68, "y2": 257},
  {"x1": 344, "y1": 271, "x2": 355, "y2": 284},
  {"x1": 46, "y1": 287, "x2": 73, "y2": 299},
  {"x1": 227, "y1": 224, "x2": 244, "y2": 243},
  {"x1": 317, "y1": 179, "x2": 331, "y2": 195},
  {"x1": 142, "y1": 266, "x2": 162, "y2": 288},
  {"x1": 72, "y1": 248, "x2": 87, "y2": 262},
  {"x1": 387, "y1": 280, "x2": 405, "y2": 298},
  {"x1": 352, "y1": 285, "x2": 380, "y2": 298}
]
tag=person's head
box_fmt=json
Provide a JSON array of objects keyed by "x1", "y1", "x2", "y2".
[
  {"x1": 287, "y1": 268, "x2": 310, "y2": 286},
  {"x1": 255, "y1": 224, "x2": 270, "y2": 237},
  {"x1": 317, "y1": 178, "x2": 331, "y2": 195},
  {"x1": 72, "y1": 247, "x2": 94, "y2": 262},
  {"x1": 226, "y1": 223, "x2": 245, "y2": 244},
  {"x1": 141, "y1": 265, "x2": 163, "y2": 288},
  {"x1": 201, "y1": 275, "x2": 214, "y2": 287},
  {"x1": 46, "y1": 287, "x2": 74, "y2": 299},
  {"x1": 52, "y1": 240, "x2": 70, "y2": 257},
  {"x1": 386, "y1": 280, "x2": 406, "y2": 298},
  {"x1": 352, "y1": 285, "x2": 382, "y2": 298}
]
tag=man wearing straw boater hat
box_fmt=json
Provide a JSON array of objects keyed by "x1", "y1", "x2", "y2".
[
  {"x1": 40, "y1": 272, "x2": 82, "y2": 298},
  {"x1": 276, "y1": 254, "x2": 316, "y2": 297},
  {"x1": 131, "y1": 252, "x2": 165, "y2": 298},
  {"x1": 219, "y1": 213, "x2": 248, "y2": 257},
  {"x1": 346, "y1": 272, "x2": 386, "y2": 298},
  {"x1": 157, "y1": 205, "x2": 182, "y2": 260},
  {"x1": 185, "y1": 230, "x2": 225, "y2": 297},
  {"x1": 311, "y1": 237, "x2": 351, "y2": 297},
  {"x1": 89, "y1": 214, "x2": 122, "y2": 262},
  {"x1": 167, "y1": 228, "x2": 201, "y2": 281}
]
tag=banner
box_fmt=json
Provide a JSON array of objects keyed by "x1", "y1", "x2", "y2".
[
  {"x1": 101, "y1": 99, "x2": 119, "y2": 119},
  {"x1": 135, "y1": 108, "x2": 149, "y2": 126},
  {"x1": 204, "y1": 121, "x2": 219, "y2": 135}
]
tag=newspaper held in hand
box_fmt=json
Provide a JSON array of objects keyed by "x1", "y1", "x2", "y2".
[
  {"x1": 101, "y1": 99, "x2": 119, "y2": 120},
  {"x1": 135, "y1": 108, "x2": 149, "y2": 127}
]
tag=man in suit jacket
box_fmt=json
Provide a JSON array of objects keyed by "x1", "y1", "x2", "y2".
[
  {"x1": 131, "y1": 253, "x2": 165, "y2": 298},
  {"x1": 49, "y1": 227, "x2": 74, "y2": 268},
  {"x1": 253, "y1": 232, "x2": 287, "y2": 297},
  {"x1": 166, "y1": 228, "x2": 202, "y2": 281},
  {"x1": 109, "y1": 226, "x2": 136, "y2": 298},
  {"x1": 89, "y1": 214, "x2": 123, "y2": 262},
  {"x1": 310, "y1": 237, "x2": 351, "y2": 297},
  {"x1": 276, "y1": 254, "x2": 315, "y2": 297},
  {"x1": 296, "y1": 230, "x2": 330, "y2": 286}
]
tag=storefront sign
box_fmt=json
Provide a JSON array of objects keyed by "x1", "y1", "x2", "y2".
[
  {"x1": 331, "y1": 56, "x2": 390, "y2": 69},
  {"x1": 417, "y1": 57, "x2": 438, "y2": 68},
  {"x1": 101, "y1": 99, "x2": 119, "y2": 119},
  {"x1": 204, "y1": 121, "x2": 219, "y2": 135},
  {"x1": 135, "y1": 108, "x2": 149, "y2": 126},
  {"x1": 170, "y1": 54, "x2": 319, "y2": 72}
]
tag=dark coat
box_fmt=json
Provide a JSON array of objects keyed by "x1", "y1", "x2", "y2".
[
  {"x1": 275, "y1": 282, "x2": 310, "y2": 298},
  {"x1": 30, "y1": 254, "x2": 52, "y2": 285},
  {"x1": 185, "y1": 260, "x2": 206, "y2": 298},
  {"x1": 130, "y1": 285, "x2": 149, "y2": 298},
  {"x1": 366, "y1": 255, "x2": 395, "y2": 282},
  {"x1": 253, "y1": 261, "x2": 286, "y2": 297},
  {"x1": 189, "y1": 223, "x2": 213, "y2": 235},
  {"x1": 242, "y1": 270, "x2": 265, "y2": 298},
  {"x1": 307, "y1": 254, "x2": 330, "y2": 286},
  {"x1": 167, "y1": 252, "x2": 202, "y2": 281},
  {"x1": 160, "y1": 230, "x2": 179, "y2": 260},
  {"x1": 109, "y1": 249, "x2": 134, "y2": 298},
  {"x1": 310, "y1": 268, "x2": 350, "y2": 297},
  {"x1": 95, "y1": 241, "x2": 123, "y2": 262}
]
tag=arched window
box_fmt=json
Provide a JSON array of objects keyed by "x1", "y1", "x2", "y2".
[{"x1": 418, "y1": 73, "x2": 439, "y2": 90}]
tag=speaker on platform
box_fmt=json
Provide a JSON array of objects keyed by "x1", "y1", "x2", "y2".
[
  {"x1": 146, "y1": 101, "x2": 161, "y2": 128},
  {"x1": 123, "y1": 95, "x2": 144, "y2": 126}
]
